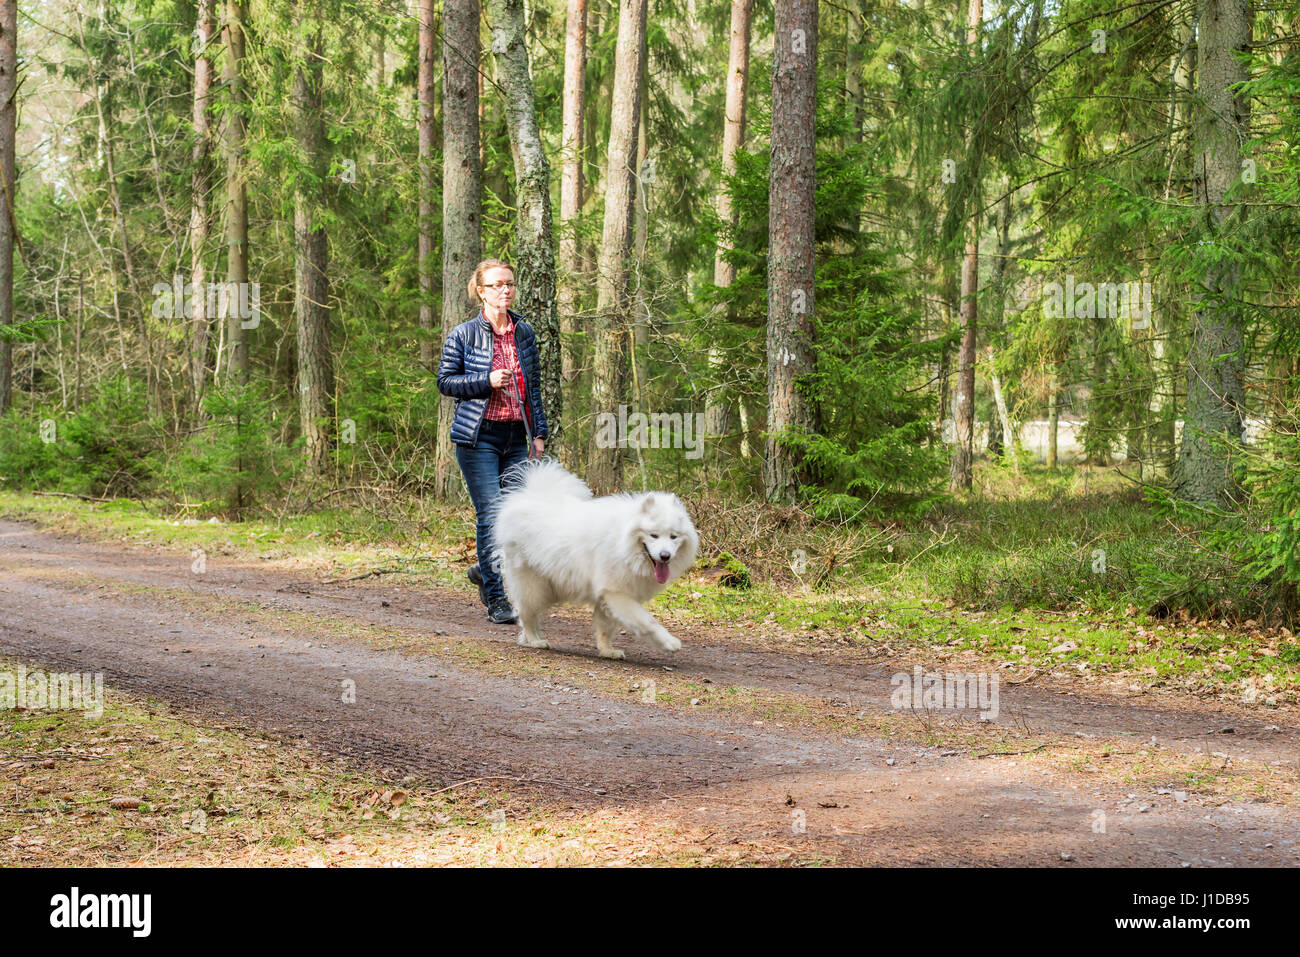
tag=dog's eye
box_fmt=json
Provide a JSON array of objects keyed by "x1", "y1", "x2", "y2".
[
  {"x1": 650, "y1": 534, "x2": 659, "y2": 540},
  {"x1": 670, "y1": 534, "x2": 678, "y2": 540}
]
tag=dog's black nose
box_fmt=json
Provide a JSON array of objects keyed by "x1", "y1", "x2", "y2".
[{"x1": 659, "y1": 551, "x2": 671, "y2": 562}]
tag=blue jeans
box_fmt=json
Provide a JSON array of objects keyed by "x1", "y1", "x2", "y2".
[{"x1": 455, "y1": 419, "x2": 530, "y2": 605}]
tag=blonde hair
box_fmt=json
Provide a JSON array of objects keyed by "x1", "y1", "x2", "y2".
[{"x1": 468, "y1": 259, "x2": 514, "y2": 305}]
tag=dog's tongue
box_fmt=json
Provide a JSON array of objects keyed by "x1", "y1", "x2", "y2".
[{"x1": 653, "y1": 560, "x2": 670, "y2": 584}]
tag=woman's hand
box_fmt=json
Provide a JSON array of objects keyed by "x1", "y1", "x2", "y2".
[
  {"x1": 489, "y1": 369, "x2": 509, "y2": 388},
  {"x1": 531, "y1": 438, "x2": 544, "y2": 459}
]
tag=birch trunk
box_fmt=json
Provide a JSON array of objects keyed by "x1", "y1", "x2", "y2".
[
  {"x1": 558, "y1": 0, "x2": 587, "y2": 387},
  {"x1": 949, "y1": 0, "x2": 981, "y2": 492},
  {"x1": 487, "y1": 0, "x2": 562, "y2": 440},
  {"x1": 705, "y1": 0, "x2": 753, "y2": 460}
]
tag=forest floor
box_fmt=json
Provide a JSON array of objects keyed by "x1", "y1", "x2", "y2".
[{"x1": 2, "y1": 505, "x2": 1298, "y2": 866}]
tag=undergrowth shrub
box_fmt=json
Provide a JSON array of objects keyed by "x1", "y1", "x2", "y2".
[{"x1": 0, "y1": 377, "x2": 160, "y2": 497}]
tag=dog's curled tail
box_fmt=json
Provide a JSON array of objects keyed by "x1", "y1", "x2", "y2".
[{"x1": 500, "y1": 457, "x2": 593, "y2": 505}]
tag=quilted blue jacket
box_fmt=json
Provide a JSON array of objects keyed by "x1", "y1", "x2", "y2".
[{"x1": 436, "y1": 309, "x2": 550, "y2": 447}]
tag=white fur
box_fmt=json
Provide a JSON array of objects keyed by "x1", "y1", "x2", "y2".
[{"x1": 491, "y1": 459, "x2": 700, "y2": 659}]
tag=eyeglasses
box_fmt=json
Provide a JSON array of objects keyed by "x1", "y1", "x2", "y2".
[{"x1": 483, "y1": 281, "x2": 516, "y2": 291}]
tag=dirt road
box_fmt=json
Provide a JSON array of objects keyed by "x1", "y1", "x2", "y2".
[{"x1": 2, "y1": 517, "x2": 1297, "y2": 865}]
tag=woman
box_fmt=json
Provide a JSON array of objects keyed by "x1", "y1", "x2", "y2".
[{"x1": 436, "y1": 259, "x2": 548, "y2": 624}]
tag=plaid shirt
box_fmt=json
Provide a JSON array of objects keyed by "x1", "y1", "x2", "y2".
[{"x1": 482, "y1": 315, "x2": 525, "y2": 422}]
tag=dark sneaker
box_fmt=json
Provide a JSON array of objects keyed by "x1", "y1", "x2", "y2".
[
  {"x1": 487, "y1": 598, "x2": 518, "y2": 625},
  {"x1": 467, "y1": 563, "x2": 487, "y2": 606}
]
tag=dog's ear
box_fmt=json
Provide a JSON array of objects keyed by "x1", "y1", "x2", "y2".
[{"x1": 639, "y1": 494, "x2": 657, "y2": 513}]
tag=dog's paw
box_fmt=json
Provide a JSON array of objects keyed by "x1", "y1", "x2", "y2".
[
  {"x1": 657, "y1": 632, "x2": 682, "y2": 653},
  {"x1": 599, "y1": 647, "x2": 626, "y2": 660},
  {"x1": 517, "y1": 633, "x2": 550, "y2": 649}
]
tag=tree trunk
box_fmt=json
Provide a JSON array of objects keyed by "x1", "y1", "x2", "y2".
[
  {"x1": 419, "y1": 0, "x2": 441, "y2": 373},
  {"x1": 986, "y1": 182, "x2": 1012, "y2": 458},
  {"x1": 487, "y1": 0, "x2": 562, "y2": 441},
  {"x1": 1175, "y1": 0, "x2": 1251, "y2": 507},
  {"x1": 632, "y1": 16, "x2": 654, "y2": 404},
  {"x1": 987, "y1": 391, "x2": 1002, "y2": 457},
  {"x1": 1126, "y1": 412, "x2": 1145, "y2": 479},
  {"x1": 950, "y1": 227, "x2": 978, "y2": 489},
  {"x1": 188, "y1": 0, "x2": 215, "y2": 412},
  {"x1": 293, "y1": 13, "x2": 334, "y2": 478},
  {"x1": 75, "y1": 273, "x2": 83, "y2": 410},
  {"x1": 558, "y1": 0, "x2": 587, "y2": 388},
  {"x1": 436, "y1": 0, "x2": 480, "y2": 501},
  {"x1": 222, "y1": 0, "x2": 249, "y2": 386},
  {"x1": 630, "y1": 87, "x2": 650, "y2": 490},
  {"x1": 986, "y1": 346, "x2": 1015, "y2": 467},
  {"x1": 587, "y1": 0, "x2": 647, "y2": 494},
  {"x1": 936, "y1": 267, "x2": 958, "y2": 437},
  {"x1": 0, "y1": 0, "x2": 14, "y2": 415},
  {"x1": 936, "y1": 338, "x2": 951, "y2": 435},
  {"x1": 1154, "y1": 22, "x2": 1194, "y2": 473},
  {"x1": 1047, "y1": 372, "x2": 1059, "y2": 469},
  {"x1": 949, "y1": 0, "x2": 981, "y2": 492},
  {"x1": 81, "y1": 2, "x2": 156, "y2": 409},
  {"x1": 704, "y1": 0, "x2": 753, "y2": 462},
  {"x1": 846, "y1": 0, "x2": 864, "y2": 128},
  {"x1": 632, "y1": 67, "x2": 649, "y2": 412},
  {"x1": 478, "y1": 59, "x2": 486, "y2": 171},
  {"x1": 765, "y1": 0, "x2": 818, "y2": 504},
  {"x1": 845, "y1": 0, "x2": 864, "y2": 172},
  {"x1": 737, "y1": 395, "x2": 752, "y2": 458},
  {"x1": 1169, "y1": 18, "x2": 1195, "y2": 194},
  {"x1": 1088, "y1": 315, "x2": 1109, "y2": 465},
  {"x1": 1149, "y1": 305, "x2": 1175, "y2": 474}
]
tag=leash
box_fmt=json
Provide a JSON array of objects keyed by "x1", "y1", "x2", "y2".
[{"x1": 507, "y1": 365, "x2": 536, "y2": 459}]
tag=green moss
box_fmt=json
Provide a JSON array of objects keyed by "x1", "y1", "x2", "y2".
[{"x1": 712, "y1": 550, "x2": 752, "y2": 589}]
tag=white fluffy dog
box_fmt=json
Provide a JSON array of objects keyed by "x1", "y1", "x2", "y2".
[{"x1": 491, "y1": 459, "x2": 699, "y2": 659}]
